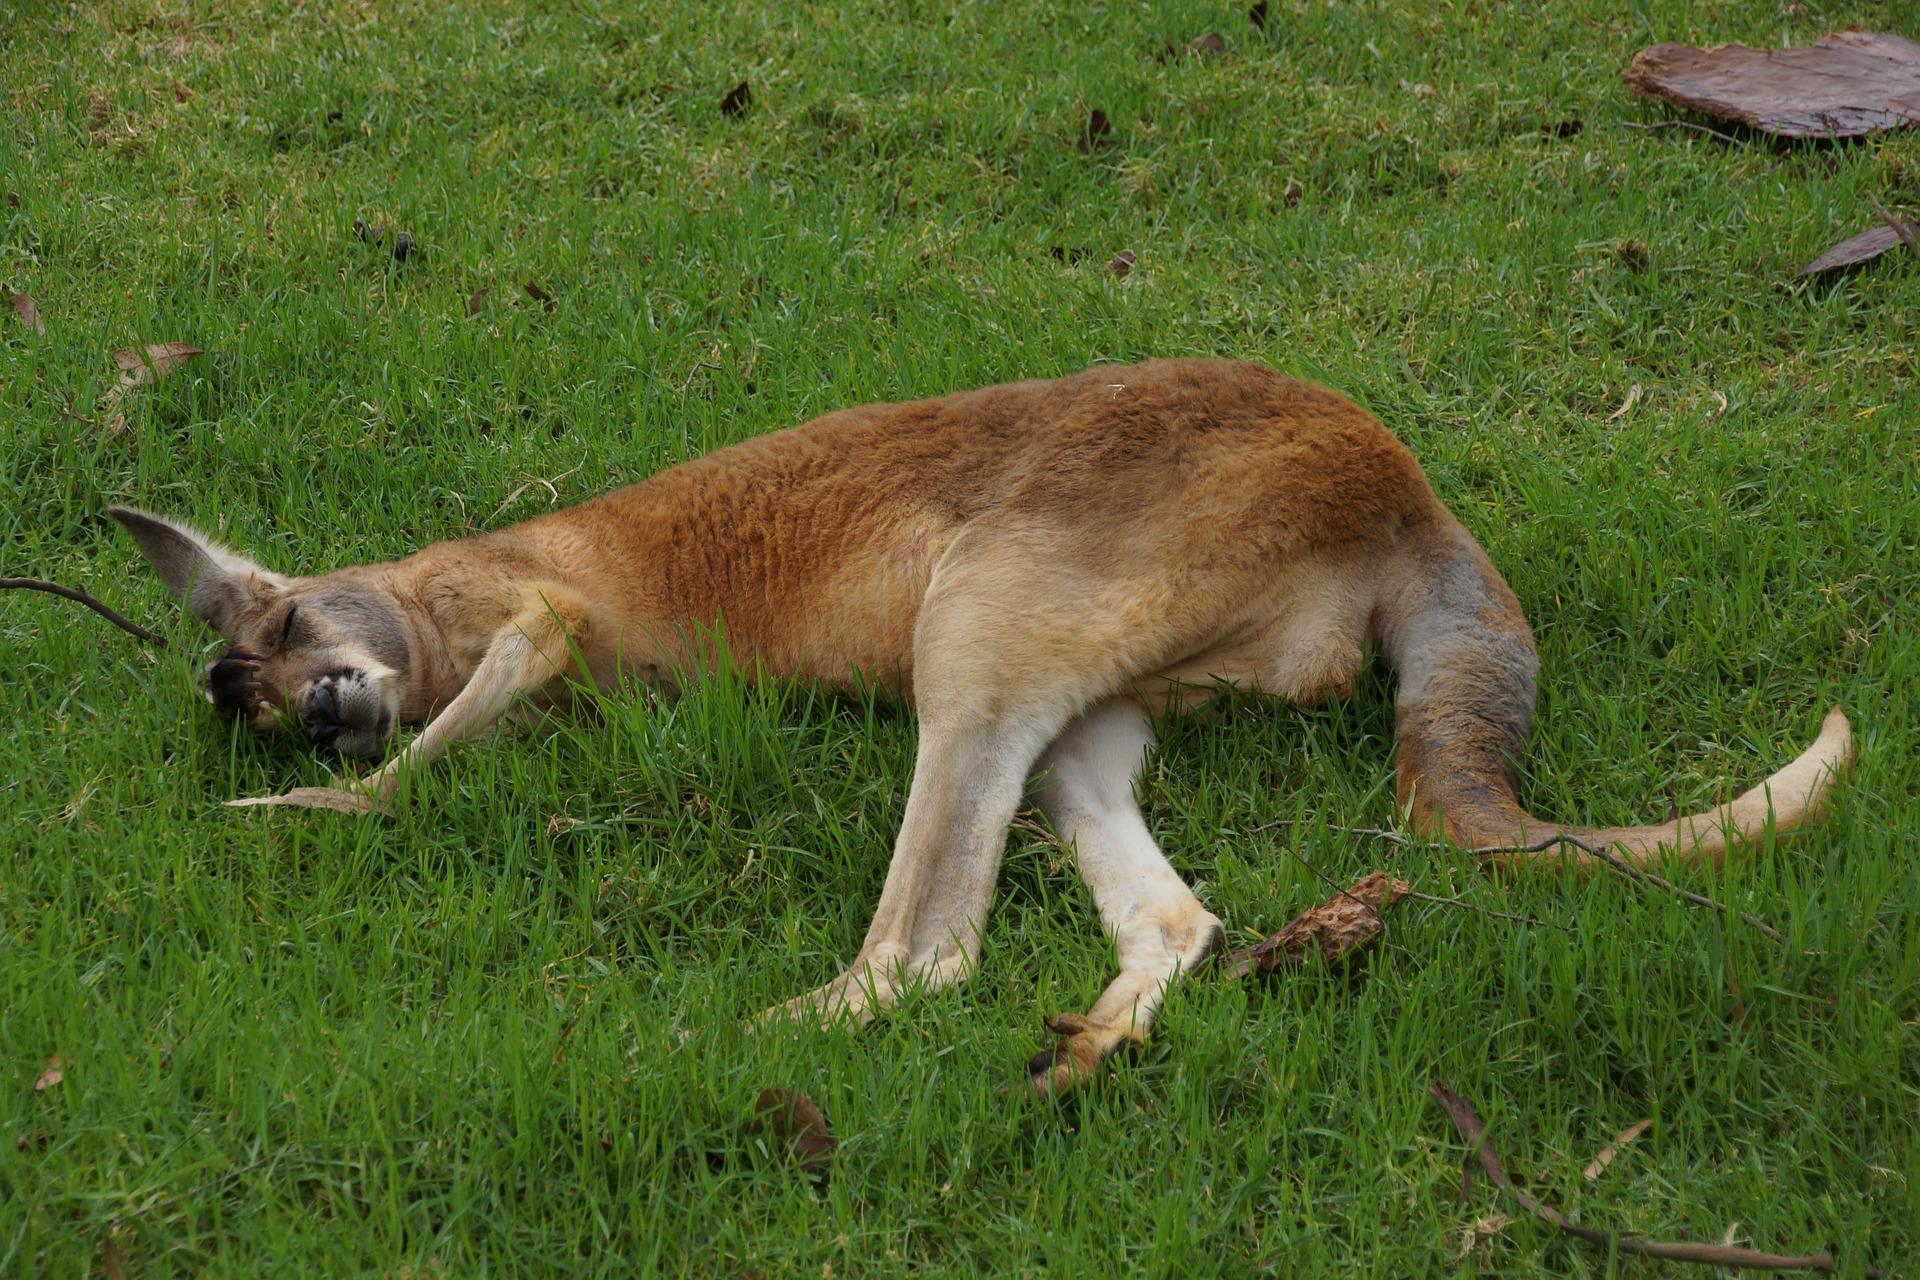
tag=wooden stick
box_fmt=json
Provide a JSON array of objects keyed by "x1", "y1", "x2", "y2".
[
  {"x1": 1430, "y1": 1081, "x2": 1848, "y2": 1273},
  {"x1": 1, "y1": 577, "x2": 168, "y2": 646}
]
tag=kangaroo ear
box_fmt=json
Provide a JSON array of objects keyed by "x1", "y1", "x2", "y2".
[{"x1": 107, "y1": 506, "x2": 286, "y2": 636}]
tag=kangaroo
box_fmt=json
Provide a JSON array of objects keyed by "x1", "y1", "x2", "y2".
[{"x1": 110, "y1": 358, "x2": 1853, "y2": 1094}]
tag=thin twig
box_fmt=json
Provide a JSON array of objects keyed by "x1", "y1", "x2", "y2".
[
  {"x1": 1620, "y1": 118, "x2": 1745, "y2": 144},
  {"x1": 1866, "y1": 193, "x2": 1917, "y2": 251},
  {"x1": 1471, "y1": 832, "x2": 1787, "y2": 944},
  {"x1": 1402, "y1": 889, "x2": 1566, "y2": 930},
  {"x1": 1258, "y1": 819, "x2": 1785, "y2": 944},
  {"x1": 1, "y1": 577, "x2": 168, "y2": 646},
  {"x1": 1430, "y1": 1081, "x2": 1849, "y2": 1273},
  {"x1": 1264, "y1": 821, "x2": 1564, "y2": 931}
]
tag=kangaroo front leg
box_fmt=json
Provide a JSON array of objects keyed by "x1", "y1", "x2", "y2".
[
  {"x1": 1025, "y1": 698, "x2": 1223, "y2": 1096},
  {"x1": 765, "y1": 709, "x2": 1067, "y2": 1028},
  {"x1": 232, "y1": 590, "x2": 592, "y2": 813}
]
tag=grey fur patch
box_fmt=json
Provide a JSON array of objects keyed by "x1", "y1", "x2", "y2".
[{"x1": 308, "y1": 587, "x2": 410, "y2": 674}]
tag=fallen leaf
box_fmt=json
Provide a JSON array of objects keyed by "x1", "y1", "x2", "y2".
[
  {"x1": 1248, "y1": 1, "x2": 1268, "y2": 31},
  {"x1": 34, "y1": 1056, "x2": 63, "y2": 1091},
  {"x1": 1583, "y1": 1118, "x2": 1652, "y2": 1180},
  {"x1": 1623, "y1": 31, "x2": 1920, "y2": 140},
  {"x1": 226, "y1": 786, "x2": 385, "y2": 815},
  {"x1": 99, "y1": 343, "x2": 203, "y2": 432},
  {"x1": 1107, "y1": 249, "x2": 1136, "y2": 278},
  {"x1": 1797, "y1": 209, "x2": 1920, "y2": 276},
  {"x1": 1188, "y1": 33, "x2": 1227, "y2": 58},
  {"x1": 524, "y1": 279, "x2": 556, "y2": 312},
  {"x1": 111, "y1": 342, "x2": 202, "y2": 385},
  {"x1": 10, "y1": 290, "x2": 44, "y2": 334},
  {"x1": 1220, "y1": 871, "x2": 1410, "y2": 978},
  {"x1": 1604, "y1": 382, "x2": 1642, "y2": 422},
  {"x1": 720, "y1": 79, "x2": 751, "y2": 118},
  {"x1": 1078, "y1": 108, "x2": 1112, "y2": 153},
  {"x1": 466, "y1": 287, "x2": 492, "y2": 316},
  {"x1": 749, "y1": 1088, "x2": 836, "y2": 1175}
]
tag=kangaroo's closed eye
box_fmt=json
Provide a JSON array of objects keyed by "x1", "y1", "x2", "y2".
[{"x1": 278, "y1": 605, "x2": 299, "y2": 648}]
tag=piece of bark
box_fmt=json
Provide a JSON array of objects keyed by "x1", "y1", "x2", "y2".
[
  {"x1": 1798, "y1": 220, "x2": 1917, "y2": 276},
  {"x1": 1220, "y1": 870, "x2": 1410, "y2": 978},
  {"x1": 1622, "y1": 31, "x2": 1920, "y2": 140}
]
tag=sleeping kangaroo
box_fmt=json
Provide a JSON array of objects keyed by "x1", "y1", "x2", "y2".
[{"x1": 110, "y1": 358, "x2": 1853, "y2": 1094}]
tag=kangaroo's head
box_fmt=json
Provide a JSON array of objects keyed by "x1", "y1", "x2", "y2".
[{"x1": 109, "y1": 507, "x2": 412, "y2": 756}]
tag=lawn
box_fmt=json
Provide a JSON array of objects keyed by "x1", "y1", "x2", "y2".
[{"x1": 2, "y1": 0, "x2": 1916, "y2": 1274}]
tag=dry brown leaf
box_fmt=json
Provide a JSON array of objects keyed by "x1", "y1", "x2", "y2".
[
  {"x1": 466, "y1": 287, "x2": 492, "y2": 316},
  {"x1": 1107, "y1": 249, "x2": 1137, "y2": 279},
  {"x1": 1623, "y1": 31, "x2": 1920, "y2": 139},
  {"x1": 524, "y1": 279, "x2": 556, "y2": 312},
  {"x1": 112, "y1": 343, "x2": 202, "y2": 384},
  {"x1": 1220, "y1": 870, "x2": 1410, "y2": 978},
  {"x1": 1582, "y1": 1118, "x2": 1652, "y2": 1180},
  {"x1": 34, "y1": 1055, "x2": 64, "y2": 1091},
  {"x1": 1188, "y1": 33, "x2": 1227, "y2": 58},
  {"x1": 749, "y1": 1087, "x2": 836, "y2": 1175},
  {"x1": 99, "y1": 343, "x2": 203, "y2": 432},
  {"x1": 10, "y1": 290, "x2": 44, "y2": 334}
]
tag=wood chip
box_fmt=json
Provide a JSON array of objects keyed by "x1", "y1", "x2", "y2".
[
  {"x1": 1220, "y1": 870, "x2": 1410, "y2": 978},
  {"x1": 1623, "y1": 31, "x2": 1920, "y2": 140}
]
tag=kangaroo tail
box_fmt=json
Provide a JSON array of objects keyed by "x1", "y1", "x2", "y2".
[{"x1": 1375, "y1": 514, "x2": 1852, "y2": 872}]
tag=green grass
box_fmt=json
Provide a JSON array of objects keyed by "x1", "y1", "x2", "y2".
[{"x1": 3, "y1": 0, "x2": 1916, "y2": 1273}]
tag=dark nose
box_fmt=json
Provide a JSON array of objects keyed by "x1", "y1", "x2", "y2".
[{"x1": 306, "y1": 682, "x2": 340, "y2": 726}]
